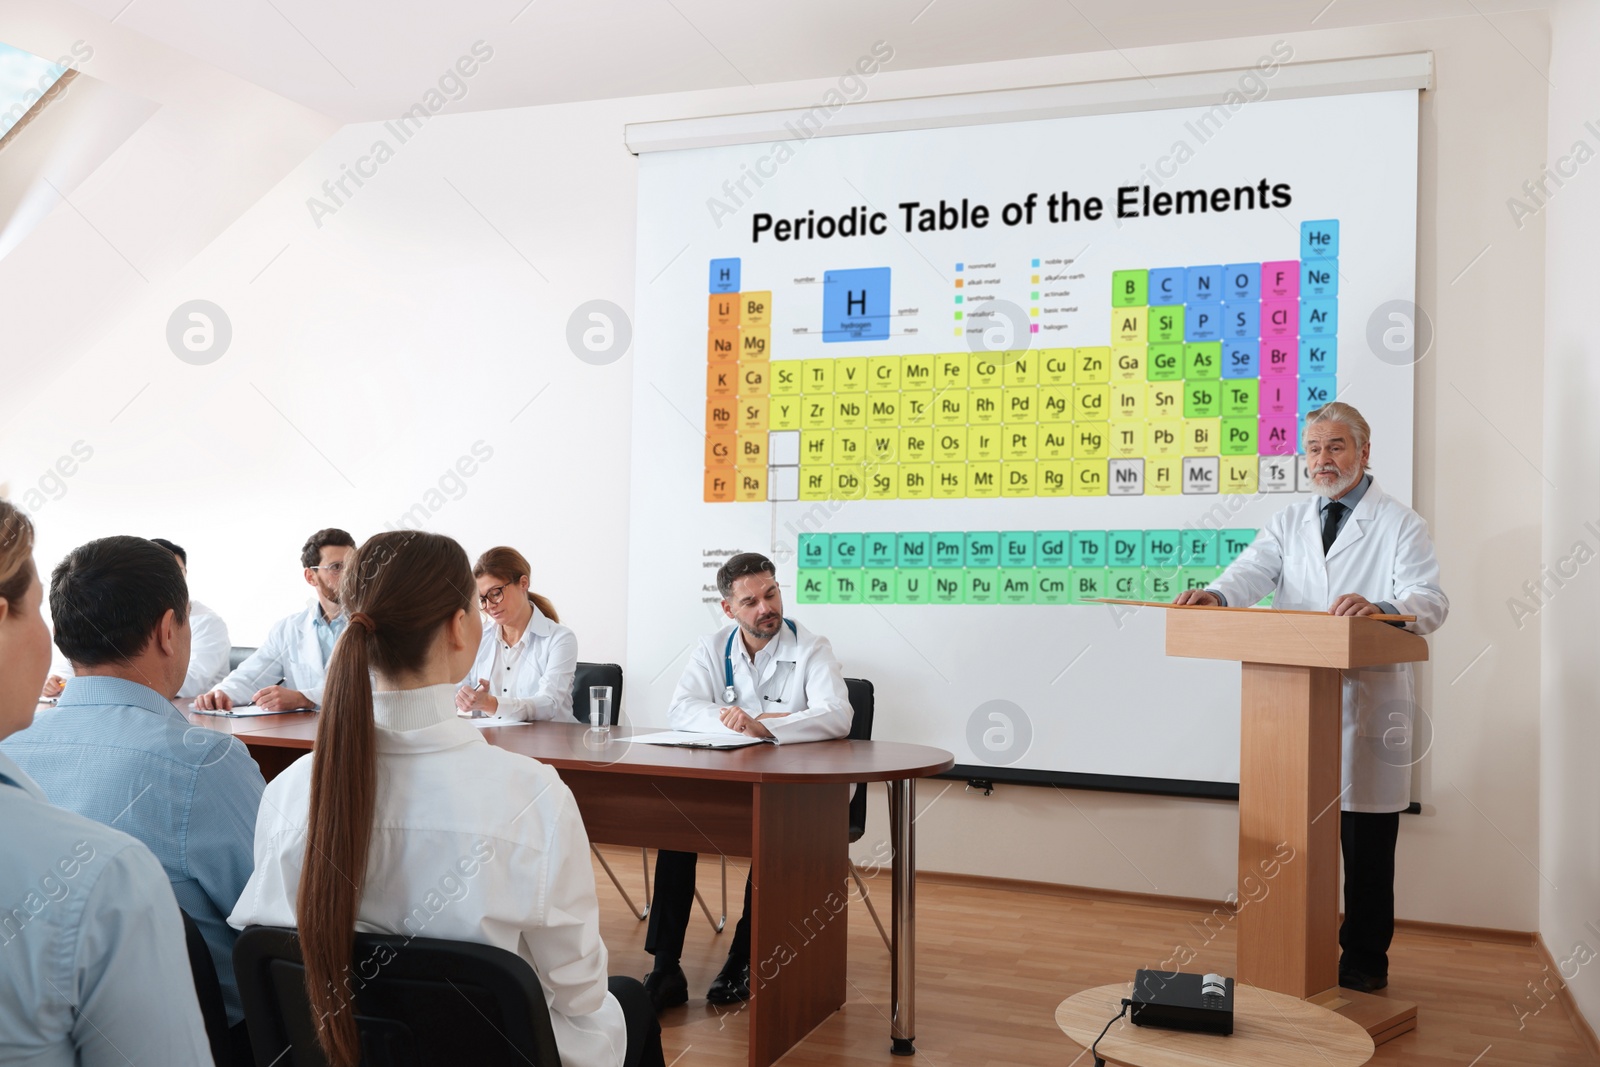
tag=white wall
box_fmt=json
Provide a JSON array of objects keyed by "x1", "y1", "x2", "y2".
[
  {"x1": 1539, "y1": 0, "x2": 1600, "y2": 1028},
  {"x1": 0, "y1": 0, "x2": 338, "y2": 424},
  {"x1": 0, "y1": 13, "x2": 1550, "y2": 931}
]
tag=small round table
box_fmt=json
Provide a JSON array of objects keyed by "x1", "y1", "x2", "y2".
[{"x1": 1056, "y1": 982, "x2": 1374, "y2": 1067}]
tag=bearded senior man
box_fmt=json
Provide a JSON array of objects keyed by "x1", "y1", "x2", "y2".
[{"x1": 1174, "y1": 401, "x2": 1448, "y2": 993}]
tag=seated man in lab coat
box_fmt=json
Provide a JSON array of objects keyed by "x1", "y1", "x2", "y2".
[
  {"x1": 42, "y1": 538, "x2": 231, "y2": 700},
  {"x1": 194, "y1": 527, "x2": 356, "y2": 712},
  {"x1": 1175, "y1": 402, "x2": 1448, "y2": 993},
  {"x1": 642, "y1": 552, "x2": 852, "y2": 1012}
]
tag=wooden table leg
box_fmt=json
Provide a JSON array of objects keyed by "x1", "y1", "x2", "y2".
[{"x1": 747, "y1": 781, "x2": 848, "y2": 1067}]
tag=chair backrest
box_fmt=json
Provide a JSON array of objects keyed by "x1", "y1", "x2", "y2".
[
  {"x1": 844, "y1": 677, "x2": 875, "y2": 843},
  {"x1": 228, "y1": 646, "x2": 256, "y2": 671},
  {"x1": 570, "y1": 662, "x2": 623, "y2": 726},
  {"x1": 234, "y1": 926, "x2": 564, "y2": 1067},
  {"x1": 180, "y1": 909, "x2": 234, "y2": 1067}
]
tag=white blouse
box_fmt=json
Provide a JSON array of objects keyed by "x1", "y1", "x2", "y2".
[
  {"x1": 228, "y1": 684, "x2": 626, "y2": 1067},
  {"x1": 465, "y1": 606, "x2": 578, "y2": 722}
]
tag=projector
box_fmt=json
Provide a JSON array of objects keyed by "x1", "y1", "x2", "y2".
[{"x1": 1128, "y1": 970, "x2": 1234, "y2": 1036}]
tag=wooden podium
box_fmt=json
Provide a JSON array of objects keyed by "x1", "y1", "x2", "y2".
[{"x1": 1160, "y1": 603, "x2": 1429, "y2": 1046}]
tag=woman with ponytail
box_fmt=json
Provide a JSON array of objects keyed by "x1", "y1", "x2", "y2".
[
  {"x1": 229, "y1": 531, "x2": 663, "y2": 1067},
  {"x1": 455, "y1": 546, "x2": 579, "y2": 722}
]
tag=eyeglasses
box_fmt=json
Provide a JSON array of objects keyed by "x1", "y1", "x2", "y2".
[
  {"x1": 310, "y1": 562, "x2": 345, "y2": 575},
  {"x1": 478, "y1": 583, "x2": 512, "y2": 608}
]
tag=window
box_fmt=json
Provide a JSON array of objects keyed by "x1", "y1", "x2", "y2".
[{"x1": 1, "y1": 42, "x2": 71, "y2": 145}]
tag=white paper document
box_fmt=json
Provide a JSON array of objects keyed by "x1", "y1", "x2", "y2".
[
  {"x1": 627, "y1": 730, "x2": 777, "y2": 749},
  {"x1": 190, "y1": 704, "x2": 305, "y2": 717},
  {"x1": 466, "y1": 715, "x2": 535, "y2": 729}
]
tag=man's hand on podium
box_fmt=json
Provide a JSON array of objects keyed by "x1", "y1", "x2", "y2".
[
  {"x1": 1173, "y1": 589, "x2": 1220, "y2": 607},
  {"x1": 1329, "y1": 593, "x2": 1384, "y2": 617}
]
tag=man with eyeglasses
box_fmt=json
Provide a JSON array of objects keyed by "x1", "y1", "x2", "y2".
[{"x1": 194, "y1": 528, "x2": 356, "y2": 712}]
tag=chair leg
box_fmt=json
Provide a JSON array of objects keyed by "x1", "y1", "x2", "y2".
[
  {"x1": 640, "y1": 848, "x2": 652, "y2": 915},
  {"x1": 591, "y1": 845, "x2": 647, "y2": 921},
  {"x1": 692, "y1": 854, "x2": 728, "y2": 933},
  {"x1": 849, "y1": 861, "x2": 891, "y2": 951}
]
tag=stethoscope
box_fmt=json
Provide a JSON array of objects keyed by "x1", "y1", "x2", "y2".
[{"x1": 723, "y1": 618, "x2": 797, "y2": 703}]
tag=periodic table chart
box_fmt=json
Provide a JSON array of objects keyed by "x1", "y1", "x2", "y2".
[{"x1": 628, "y1": 90, "x2": 1419, "y2": 784}]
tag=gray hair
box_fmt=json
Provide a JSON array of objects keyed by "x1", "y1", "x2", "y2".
[{"x1": 1303, "y1": 402, "x2": 1370, "y2": 451}]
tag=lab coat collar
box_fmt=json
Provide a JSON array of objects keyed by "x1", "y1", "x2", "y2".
[
  {"x1": 373, "y1": 683, "x2": 459, "y2": 732},
  {"x1": 1326, "y1": 476, "x2": 1384, "y2": 561},
  {"x1": 730, "y1": 617, "x2": 794, "y2": 657},
  {"x1": 728, "y1": 619, "x2": 797, "y2": 689},
  {"x1": 374, "y1": 717, "x2": 488, "y2": 756},
  {"x1": 301, "y1": 599, "x2": 341, "y2": 626},
  {"x1": 1301, "y1": 474, "x2": 1385, "y2": 562},
  {"x1": 493, "y1": 603, "x2": 554, "y2": 649}
]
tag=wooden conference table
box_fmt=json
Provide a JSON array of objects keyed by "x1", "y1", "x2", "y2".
[{"x1": 189, "y1": 708, "x2": 953, "y2": 1067}]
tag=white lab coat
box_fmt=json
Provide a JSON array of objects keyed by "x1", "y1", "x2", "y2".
[
  {"x1": 213, "y1": 603, "x2": 336, "y2": 708},
  {"x1": 52, "y1": 600, "x2": 231, "y2": 699},
  {"x1": 229, "y1": 684, "x2": 627, "y2": 1067},
  {"x1": 1209, "y1": 478, "x2": 1448, "y2": 812},
  {"x1": 464, "y1": 607, "x2": 578, "y2": 722},
  {"x1": 669, "y1": 619, "x2": 852, "y2": 744}
]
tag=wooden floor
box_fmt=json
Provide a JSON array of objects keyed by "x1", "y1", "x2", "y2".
[{"x1": 591, "y1": 847, "x2": 1599, "y2": 1066}]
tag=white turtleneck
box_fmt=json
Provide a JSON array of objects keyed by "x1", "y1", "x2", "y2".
[{"x1": 371, "y1": 682, "x2": 459, "y2": 733}]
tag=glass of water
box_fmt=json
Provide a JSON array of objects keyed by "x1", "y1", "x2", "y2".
[{"x1": 589, "y1": 685, "x2": 612, "y2": 741}]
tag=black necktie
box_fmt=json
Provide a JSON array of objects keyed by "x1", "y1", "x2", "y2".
[{"x1": 1321, "y1": 501, "x2": 1347, "y2": 554}]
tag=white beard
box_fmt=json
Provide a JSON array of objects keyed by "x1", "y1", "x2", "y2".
[{"x1": 1308, "y1": 465, "x2": 1363, "y2": 499}]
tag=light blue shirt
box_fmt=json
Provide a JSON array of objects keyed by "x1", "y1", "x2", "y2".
[
  {"x1": 2, "y1": 676, "x2": 265, "y2": 1025},
  {"x1": 313, "y1": 606, "x2": 347, "y2": 666},
  {"x1": 0, "y1": 750, "x2": 212, "y2": 1066}
]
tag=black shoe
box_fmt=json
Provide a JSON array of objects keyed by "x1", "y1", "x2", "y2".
[
  {"x1": 1338, "y1": 969, "x2": 1388, "y2": 993},
  {"x1": 643, "y1": 963, "x2": 688, "y2": 1012},
  {"x1": 705, "y1": 958, "x2": 751, "y2": 1005}
]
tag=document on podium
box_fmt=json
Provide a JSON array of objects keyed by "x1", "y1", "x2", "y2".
[{"x1": 628, "y1": 730, "x2": 777, "y2": 749}]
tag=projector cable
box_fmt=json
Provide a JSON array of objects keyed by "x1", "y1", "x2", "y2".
[{"x1": 1087, "y1": 998, "x2": 1131, "y2": 1066}]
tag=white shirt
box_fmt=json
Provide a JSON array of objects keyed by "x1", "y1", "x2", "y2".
[
  {"x1": 668, "y1": 618, "x2": 852, "y2": 743},
  {"x1": 228, "y1": 684, "x2": 627, "y2": 1067},
  {"x1": 214, "y1": 602, "x2": 339, "y2": 708},
  {"x1": 0, "y1": 751, "x2": 213, "y2": 1067},
  {"x1": 465, "y1": 607, "x2": 577, "y2": 722},
  {"x1": 51, "y1": 600, "x2": 231, "y2": 700},
  {"x1": 1209, "y1": 477, "x2": 1449, "y2": 812}
]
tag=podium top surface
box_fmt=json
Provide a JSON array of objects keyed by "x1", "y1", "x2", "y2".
[{"x1": 1113, "y1": 602, "x2": 1430, "y2": 669}]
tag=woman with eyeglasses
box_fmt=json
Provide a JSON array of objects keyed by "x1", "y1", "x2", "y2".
[{"x1": 455, "y1": 546, "x2": 577, "y2": 721}]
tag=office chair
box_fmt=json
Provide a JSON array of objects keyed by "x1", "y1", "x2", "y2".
[
  {"x1": 843, "y1": 677, "x2": 890, "y2": 951},
  {"x1": 234, "y1": 926, "x2": 563, "y2": 1066},
  {"x1": 180, "y1": 909, "x2": 235, "y2": 1067},
  {"x1": 572, "y1": 663, "x2": 656, "y2": 923},
  {"x1": 228, "y1": 646, "x2": 256, "y2": 671},
  {"x1": 574, "y1": 661, "x2": 730, "y2": 933}
]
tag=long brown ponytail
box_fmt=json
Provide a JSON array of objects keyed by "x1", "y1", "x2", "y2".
[
  {"x1": 297, "y1": 531, "x2": 474, "y2": 1066},
  {"x1": 472, "y1": 545, "x2": 558, "y2": 623}
]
